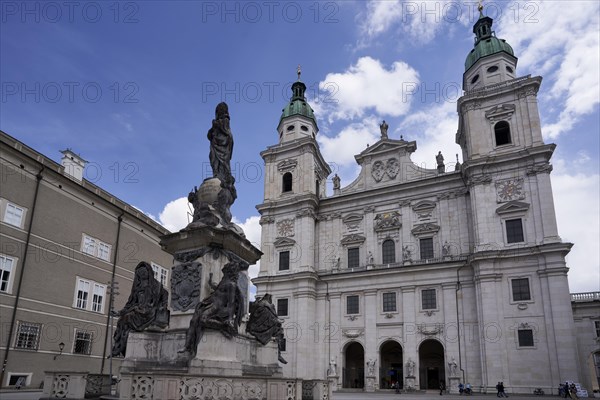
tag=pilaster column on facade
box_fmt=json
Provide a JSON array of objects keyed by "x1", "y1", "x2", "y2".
[
  {"x1": 295, "y1": 212, "x2": 316, "y2": 270},
  {"x1": 401, "y1": 285, "x2": 418, "y2": 381},
  {"x1": 537, "y1": 261, "x2": 580, "y2": 382},
  {"x1": 364, "y1": 289, "x2": 378, "y2": 390},
  {"x1": 292, "y1": 290, "x2": 318, "y2": 379},
  {"x1": 441, "y1": 282, "x2": 459, "y2": 377},
  {"x1": 530, "y1": 171, "x2": 560, "y2": 243},
  {"x1": 473, "y1": 265, "x2": 507, "y2": 392},
  {"x1": 363, "y1": 207, "x2": 375, "y2": 264}
]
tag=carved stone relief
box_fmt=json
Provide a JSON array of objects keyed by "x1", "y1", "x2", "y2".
[
  {"x1": 374, "y1": 211, "x2": 401, "y2": 231},
  {"x1": 372, "y1": 161, "x2": 385, "y2": 182},
  {"x1": 277, "y1": 159, "x2": 298, "y2": 172},
  {"x1": 171, "y1": 262, "x2": 202, "y2": 312}
]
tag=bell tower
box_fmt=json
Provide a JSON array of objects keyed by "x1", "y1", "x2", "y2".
[{"x1": 456, "y1": 5, "x2": 579, "y2": 388}]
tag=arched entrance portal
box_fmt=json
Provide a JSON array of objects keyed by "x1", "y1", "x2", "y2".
[
  {"x1": 380, "y1": 340, "x2": 403, "y2": 389},
  {"x1": 418, "y1": 339, "x2": 445, "y2": 390},
  {"x1": 343, "y1": 342, "x2": 364, "y2": 389}
]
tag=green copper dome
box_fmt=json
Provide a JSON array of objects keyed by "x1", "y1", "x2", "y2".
[
  {"x1": 279, "y1": 80, "x2": 317, "y2": 125},
  {"x1": 465, "y1": 14, "x2": 515, "y2": 71}
]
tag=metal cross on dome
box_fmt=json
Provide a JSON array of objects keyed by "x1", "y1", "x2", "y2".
[{"x1": 297, "y1": 64, "x2": 301, "y2": 80}]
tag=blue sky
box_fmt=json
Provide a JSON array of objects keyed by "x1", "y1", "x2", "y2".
[{"x1": 2, "y1": 1, "x2": 598, "y2": 292}]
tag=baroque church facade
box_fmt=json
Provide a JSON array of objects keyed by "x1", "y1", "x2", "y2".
[{"x1": 253, "y1": 12, "x2": 582, "y2": 394}]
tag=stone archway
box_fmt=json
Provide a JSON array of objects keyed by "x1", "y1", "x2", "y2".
[
  {"x1": 379, "y1": 340, "x2": 403, "y2": 389},
  {"x1": 343, "y1": 342, "x2": 364, "y2": 389},
  {"x1": 418, "y1": 339, "x2": 445, "y2": 390}
]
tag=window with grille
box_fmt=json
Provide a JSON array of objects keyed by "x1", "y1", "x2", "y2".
[
  {"x1": 0, "y1": 255, "x2": 14, "y2": 293},
  {"x1": 382, "y1": 240, "x2": 395, "y2": 264},
  {"x1": 4, "y1": 203, "x2": 24, "y2": 227},
  {"x1": 151, "y1": 262, "x2": 168, "y2": 287},
  {"x1": 518, "y1": 329, "x2": 534, "y2": 347},
  {"x1": 422, "y1": 289, "x2": 436, "y2": 310},
  {"x1": 511, "y1": 278, "x2": 531, "y2": 301},
  {"x1": 506, "y1": 219, "x2": 524, "y2": 243},
  {"x1": 420, "y1": 238, "x2": 434, "y2": 260},
  {"x1": 15, "y1": 321, "x2": 41, "y2": 350},
  {"x1": 279, "y1": 251, "x2": 290, "y2": 271},
  {"x1": 277, "y1": 298, "x2": 289, "y2": 316},
  {"x1": 73, "y1": 330, "x2": 93, "y2": 355},
  {"x1": 347, "y1": 295, "x2": 359, "y2": 314},
  {"x1": 348, "y1": 247, "x2": 359, "y2": 269},
  {"x1": 595, "y1": 321, "x2": 600, "y2": 338},
  {"x1": 382, "y1": 292, "x2": 396, "y2": 312}
]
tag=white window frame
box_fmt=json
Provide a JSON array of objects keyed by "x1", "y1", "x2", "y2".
[
  {"x1": 3, "y1": 202, "x2": 25, "y2": 228},
  {"x1": 81, "y1": 234, "x2": 111, "y2": 261},
  {"x1": 14, "y1": 321, "x2": 42, "y2": 350},
  {"x1": 0, "y1": 254, "x2": 16, "y2": 294},
  {"x1": 72, "y1": 329, "x2": 93, "y2": 355},
  {"x1": 6, "y1": 372, "x2": 33, "y2": 387},
  {"x1": 151, "y1": 262, "x2": 168, "y2": 288},
  {"x1": 73, "y1": 277, "x2": 105, "y2": 313}
]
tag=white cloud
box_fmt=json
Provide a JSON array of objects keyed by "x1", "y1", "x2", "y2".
[
  {"x1": 496, "y1": 1, "x2": 600, "y2": 139},
  {"x1": 551, "y1": 160, "x2": 600, "y2": 292},
  {"x1": 317, "y1": 117, "x2": 380, "y2": 167},
  {"x1": 158, "y1": 197, "x2": 190, "y2": 232},
  {"x1": 317, "y1": 57, "x2": 420, "y2": 122},
  {"x1": 358, "y1": 0, "x2": 470, "y2": 47},
  {"x1": 399, "y1": 101, "x2": 462, "y2": 169}
]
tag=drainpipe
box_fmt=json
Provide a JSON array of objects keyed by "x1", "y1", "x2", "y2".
[
  {"x1": 0, "y1": 167, "x2": 44, "y2": 387},
  {"x1": 101, "y1": 212, "x2": 124, "y2": 374},
  {"x1": 456, "y1": 262, "x2": 468, "y2": 385}
]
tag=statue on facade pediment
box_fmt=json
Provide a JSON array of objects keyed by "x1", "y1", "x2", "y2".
[
  {"x1": 333, "y1": 174, "x2": 341, "y2": 190},
  {"x1": 380, "y1": 120, "x2": 389, "y2": 139},
  {"x1": 111, "y1": 262, "x2": 169, "y2": 357}
]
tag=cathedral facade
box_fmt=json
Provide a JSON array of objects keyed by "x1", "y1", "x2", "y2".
[{"x1": 253, "y1": 12, "x2": 581, "y2": 394}]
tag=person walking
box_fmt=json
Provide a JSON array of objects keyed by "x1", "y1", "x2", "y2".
[
  {"x1": 499, "y1": 382, "x2": 508, "y2": 397},
  {"x1": 496, "y1": 382, "x2": 502, "y2": 397},
  {"x1": 458, "y1": 382, "x2": 464, "y2": 395},
  {"x1": 439, "y1": 380, "x2": 446, "y2": 395}
]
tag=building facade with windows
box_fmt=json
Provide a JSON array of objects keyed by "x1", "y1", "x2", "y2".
[
  {"x1": 0, "y1": 130, "x2": 173, "y2": 388},
  {"x1": 254, "y1": 13, "x2": 583, "y2": 394},
  {"x1": 572, "y1": 292, "x2": 600, "y2": 393}
]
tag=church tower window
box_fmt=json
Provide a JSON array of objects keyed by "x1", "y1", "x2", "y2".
[
  {"x1": 348, "y1": 247, "x2": 359, "y2": 269},
  {"x1": 282, "y1": 172, "x2": 293, "y2": 193},
  {"x1": 494, "y1": 121, "x2": 511, "y2": 146},
  {"x1": 279, "y1": 251, "x2": 290, "y2": 271},
  {"x1": 505, "y1": 218, "x2": 524, "y2": 243}
]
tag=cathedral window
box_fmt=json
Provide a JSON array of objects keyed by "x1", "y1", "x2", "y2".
[
  {"x1": 347, "y1": 295, "x2": 359, "y2": 314},
  {"x1": 347, "y1": 247, "x2": 359, "y2": 268},
  {"x1": 382, "y1": 292, "x2": 396, "y2": 312},
  {"x1": 419, "y1": 238, "x2": 434, "y2": 260},
  {"x1": 382, "y1": 239, "x2": 395, "y2": 264},
  {"x1": 517, "y1": 329, "x2": 534, "y2": 347},
  {"x1": 494, "y1": 121, "x2": 511, "y2": 146},
  {"x1": 421, "y1": 289, "x2": 436, "y2": 310},
  {"x1": 277, "y1": 298, "x2": 289, "y2": 316},
  {"x1": 505, "y1": 218, "x2": 524, "y2": 243},
  {"x1": 282, "y1": 172, "x2": 293, "y2": 192},
  {"x1": 511, "y1": 278, "x2": 531, "y2": 301},
  {"x1": 279, "y1": 251, "x2": 290, "y2": 271}
]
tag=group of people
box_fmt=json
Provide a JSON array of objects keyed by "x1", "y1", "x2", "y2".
[
  {"x1": 496, "y1": 382, "x2": 509, "y2": 397},
  {"x1": 458, "y1": 382, "x2": 472, "y2": 395},
  {"x1": 559, "y1": 382, "x2": 580, "y2": 399}
]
